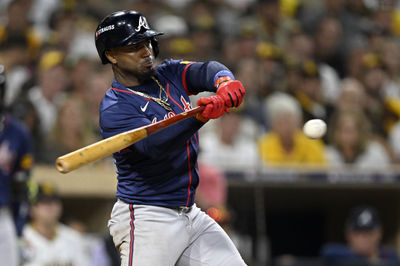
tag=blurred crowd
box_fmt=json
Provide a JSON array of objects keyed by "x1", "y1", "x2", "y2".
[
  {"x1": 2, "y1": 0, "x2": 400, "y2": 171},
  {"x1": 3, "y1": 0, "x2": 400, "y2": 264}
]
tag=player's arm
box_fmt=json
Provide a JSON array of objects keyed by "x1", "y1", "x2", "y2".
[
  {"x1": 184, "y1": 61, "x2": 245, "y2": 109},
  {"x1": 101, "y1": 103, "x2": 211, "y2": 157}
]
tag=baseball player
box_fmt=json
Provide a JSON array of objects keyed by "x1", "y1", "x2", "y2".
[
  {"x1": 21, "y1": 182, "x2": 89, "y2": 266},
  {"x1": 0, "y1": 64, "x2": 33, "y2": 266},
  {"x1": 95, "y1": 10, "x2": 246, "y2": 266}
]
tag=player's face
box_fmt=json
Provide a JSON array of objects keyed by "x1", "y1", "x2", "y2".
[
  {"x1": 346, "y1": 229, "x2": 382, "y2": 257},
  {"x1": 108, "y1": 39, "x2": 155, "y2": 80},
  {"x1": 31, "y1": 199, "x2": 62, "y2": 224}
]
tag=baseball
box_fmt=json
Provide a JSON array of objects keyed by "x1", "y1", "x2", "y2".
[{"x1": 303, "y1": 119, "x2": 327, "y2": 139}]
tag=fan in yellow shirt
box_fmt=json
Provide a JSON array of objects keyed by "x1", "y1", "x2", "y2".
[{"x1": 258, "y1": 92, "x2": 326, "y2": 166}]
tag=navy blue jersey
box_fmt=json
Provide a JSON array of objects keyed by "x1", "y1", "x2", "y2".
[
  {"x1": 100, "y1": 59, "x2": 234, "y2": 207},
  {"x1": 0, "y1": 115, "x2": 33, "y2": 206}
]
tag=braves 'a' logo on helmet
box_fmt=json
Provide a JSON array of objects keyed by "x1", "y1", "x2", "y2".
[{"x1": 135, "y1": 16, "x2": 150, "y2": 32}]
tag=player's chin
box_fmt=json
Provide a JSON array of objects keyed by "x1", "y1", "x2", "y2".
[{"x1": 137, "y1": 68, "x2": 155, "y2": 81}]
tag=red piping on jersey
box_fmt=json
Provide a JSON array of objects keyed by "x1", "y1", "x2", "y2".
[
  {"x1": 129, "y1": 204, "x2": 135, "y2": 266},
  {"x1": 166, "y1": 83, "x2": 184, "y2": 111},
  {"x1": 182, "y1": 63, "x2": 194, "y2": 96},
  {"x1": 167, "y1": 85, "x2": 198, "y2": 147},
  {"x1": 167, "y1": 83, "x2": 194, "y2": 206},
  {"x1": 185, "y1": 141, "x2": 192, "y2": 206},
  {"x1": 111, "y1": 87, "x2": 135, "y2": 94}
]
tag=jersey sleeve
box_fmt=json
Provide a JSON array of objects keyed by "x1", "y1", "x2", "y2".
[
  {"x1": 100, "y1": 102, "x2": 204, "y2": 157},
  {"x1": 158, "y1": 59, "x2": 235, "y2": 96}
]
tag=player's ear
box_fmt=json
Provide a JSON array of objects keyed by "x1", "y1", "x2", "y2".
[{"x1": 105, "y1": 50, "x2": 117, "y2": 64}]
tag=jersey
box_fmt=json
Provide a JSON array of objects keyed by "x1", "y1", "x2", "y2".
[
  {"x1": 22, "y1": 223, "x2": 89, "y2": 266},
  {"x1": 100, "y1": 59, "x2": 234, "y2": 207},
  {"x1": 0, "y1": 115, "x2": 33, "y2": 206}
]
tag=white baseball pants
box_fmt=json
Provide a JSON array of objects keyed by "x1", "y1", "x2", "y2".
[{"x1": 108, "y1": 200, "x2": 246, "y2": 266}]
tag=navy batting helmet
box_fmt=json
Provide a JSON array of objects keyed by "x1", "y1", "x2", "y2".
[{"x1": 95, "y1": 10, "x2": 163, "y2": 64}]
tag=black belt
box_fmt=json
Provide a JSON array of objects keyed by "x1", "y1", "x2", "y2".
[{"x1": 166, "y1": 206, "x2": 192, "y2": 213}]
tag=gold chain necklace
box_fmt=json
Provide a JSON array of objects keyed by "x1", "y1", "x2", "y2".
[{"x1": 126, "y1": 76, "x2": 172, "y2": 111}]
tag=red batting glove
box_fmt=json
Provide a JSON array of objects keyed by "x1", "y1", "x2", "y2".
[
  {"x1": 216, "y1": 79, "x2": 246, "y2": 108},
  {"x1": 196, "y1": 95, "x2": 225, "y2": 122}
]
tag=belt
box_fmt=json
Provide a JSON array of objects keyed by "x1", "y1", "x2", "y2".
[{"x1": 166, "y1": 206, "x2": 192, "y2": 213}]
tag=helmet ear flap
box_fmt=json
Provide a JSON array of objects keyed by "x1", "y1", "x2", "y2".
[{"x1": 151, "y1": 38, "x2": 159, "y2": 58}]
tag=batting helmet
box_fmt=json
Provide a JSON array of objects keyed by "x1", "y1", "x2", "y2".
[{"x1": 95, "y1": 10, "x2": 163, "y2": 64}]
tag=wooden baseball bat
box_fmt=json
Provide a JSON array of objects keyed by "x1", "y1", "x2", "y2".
[{"x1": 55, "y1": 106, "x2": 205, "y2": 174}]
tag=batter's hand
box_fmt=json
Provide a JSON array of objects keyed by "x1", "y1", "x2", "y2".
[
  {"x1": 196, "y1": 95, "x2": 226, "y2": 122},
  {"x1": 216, "y1": 79, "x2": 245, "y2": 108}
]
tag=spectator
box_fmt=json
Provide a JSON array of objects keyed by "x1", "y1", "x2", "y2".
[
  {"x1": 0, "y1": 0, "x2": 42, "y2": 61},
  {"x1": 321, "y1": 206, "x2": 400, "y2": 266},
  {"x1": 381, "y1": 39, "x2": 400, "y2": 87},
  {"x1": 252, "y1": 0, "x2": 299, "y2": 47},
  {"x1": 26, "y1": 49, "x2": 69, "y2": 158},
  {"x1": 84, "y1": 65, "x2": 114, "y2": 138},
  {"x1": 199, "y1": 110, "x2": 260, "y2": 172},
  {"x1": 234, "y1": 57, "x2": 266, "y2": 126},
  {"x1": 258, "y1": 92, "x2": 326, "y2": 166},
  {"x1": 41, "y1": 95, "x2": 99, "y2": 163},
  {"x1": 195, "y1": 162, "x2": 227, "y2": 211},
  {"x1": 256, "y1": 41, "x2": 285, "y2": 96},
  {"x1": 326, "y1": 109, "x2": 391, "y2": 168},
  {"x1": 387, "y1": 119, "x2": 400, "y2": 163},
  {"x1": 0, "y1": 34, "x2": 32, "y2": 107},
  {"x1": 335, "y1": 78, "x2": 367, "y2": 112},
  {"x1": 21, "y1": 182, "x2": 89, "y2": 266},
  {"x1": 359, "y1": 52, "x2": 400, "y2": 138},
  {"x1": 290, "y1": 59, "x2": 328, "y2": 122},
  {"x1": 313, "y1": 17, "x2": 345, "y2": 77}
]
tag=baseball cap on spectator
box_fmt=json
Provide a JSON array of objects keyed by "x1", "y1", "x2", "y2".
[
  {"x1": 362, "y1": 53, "x2": 383, "y2": 70},
  {"x1": 30, "y1": 181, "x2": 60, "y2": 204},
  {"x1": 346, "y1": 206, "x2": 381, "y2": 231},
  {"x1": 256, "y1": 41, "x2": 282, "y2": 61},
  {"x1": 300, "y1": 59, "x2": 320, "y2": 78},
  {"x1": 38, "y1": 50, "x2": 64, "y2": 71}
]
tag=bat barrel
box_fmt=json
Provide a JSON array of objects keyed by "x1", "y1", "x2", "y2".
[
  {"x1": 55, "y1": 128, "x2": 148, "y2": 173},
  {"x1": 55, "y1": 106, "x2": 204, "y2": 173}
]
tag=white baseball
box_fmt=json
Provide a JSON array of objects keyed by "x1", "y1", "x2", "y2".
[{"x1": 303, "y1": 119, "x2": 327, "y2": 139}]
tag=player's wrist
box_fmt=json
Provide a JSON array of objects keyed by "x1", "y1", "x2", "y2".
[{"x1": 215, "y1": 76, "x2": 233, "y2": 90}]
